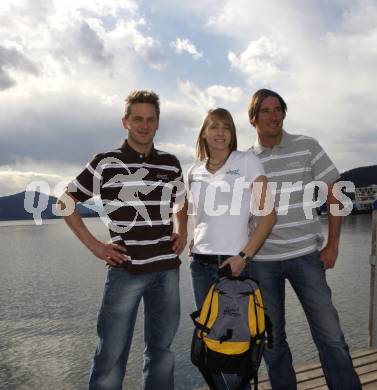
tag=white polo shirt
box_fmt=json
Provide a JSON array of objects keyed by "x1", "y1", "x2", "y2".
[{"x1": 188, "y1": 150, "x2": 265, "y2": 255}]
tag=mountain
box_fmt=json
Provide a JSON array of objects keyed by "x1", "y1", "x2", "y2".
[
  {"x1": 0, "y1": 191, "x2": 98, "y2": 221},
  {"x1": 339, "y1": 164, "x2": 377, "y2": 187}
]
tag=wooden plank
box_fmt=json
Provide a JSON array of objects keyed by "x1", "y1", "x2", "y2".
[
  {"x1": 297, "y1": 362, "x2": 377, "y2": 389},
  {"x1": 297, "y1": 376, "x2": 326, "y2": 389},
  {"x1": 196, "y1": 349, "x2": 377, "y2": 390},
  {"x1": 359, "y1": 368, "x2": 377, "y2": 385},
  {"x1": 261, "y1": 349, "x2": 377, "y2": 380},
  {"x1": 259, "y1": 349, "x2": 377, "y2": 389},
  {"x1": 353, "y1": 352, "x2": 377, "y2": 368},
  {"x1": 357, "y1": 361, "x2": 377, "y2": 376},
  {"x1": 362, "y1": 382, "x2": 377, "y2": 389},
  {"x1": 296, "y1": 368, "x2": 325, "y2": 386},
  {"x1": 258, "y1": 382, "x2": 272, "y2": 390},
  {"x1": 351, "y1": 349, "x2": 377, "y2": 359}
]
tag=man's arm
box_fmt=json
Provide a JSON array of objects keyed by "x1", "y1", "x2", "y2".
[
  {"x1": 171, "y1": 197, "x2": 188, "y2": 256},
  {"x1": 57, "y1": 192, "x2": 128, "y2": 266},
  {"x1": 320, "y1": 182, "x2": 342, "y2": 270}
]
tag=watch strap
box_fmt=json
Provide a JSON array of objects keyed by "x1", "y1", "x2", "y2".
[{"x1": 238, "y1": 251, "x2": 248, "y2": 262}]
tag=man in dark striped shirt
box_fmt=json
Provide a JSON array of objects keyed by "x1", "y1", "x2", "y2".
[
  {"x1": 58, "y1": 90, "x2": 187, "y2": 389},
  {"x1": 246, "y1": 89, "x2": 361, "y2": 390}
]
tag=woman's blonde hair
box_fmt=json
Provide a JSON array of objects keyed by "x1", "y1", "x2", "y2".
[{"x1": 196, "y1": 108, "x2": 237, "y2": 160}]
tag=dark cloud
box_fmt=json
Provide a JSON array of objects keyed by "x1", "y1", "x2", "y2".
[
  {"x1": 77, "y1": 22, "x2": 113, "y2": 65},
  {"x1": 0, "y1": 91, "x2": 123, "y2": 167},
  {"x1": 0, "y1": 91, "x2": 200, "y2": 172},
  {"x1": 0, "y1": 70, "x2": 15, "y2": 90},
  {"x1": 0, "y1": 46, "x2": 39, "y2": 90}
]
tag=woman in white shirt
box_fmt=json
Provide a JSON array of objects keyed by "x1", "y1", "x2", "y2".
[{"x1": 187, "y1": 108, "x2": 276, "y2": 389}]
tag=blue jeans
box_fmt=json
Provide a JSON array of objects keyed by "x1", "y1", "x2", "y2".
[
  {"x1": 190, "y1": 254, "x2": 251, "y2": 390},
  {"x1": 246, "y1": 251, "x2": 361, "y2": 390},
  {"x1": 89, "y1": 267, "x2": 180, "y2": 390}
]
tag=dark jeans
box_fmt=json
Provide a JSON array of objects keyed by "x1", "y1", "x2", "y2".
[{"x1": 246, "y1": 251, "x2": 361, "y2": 390}]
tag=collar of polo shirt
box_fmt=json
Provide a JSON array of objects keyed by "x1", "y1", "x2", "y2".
[
  {"x1": 253, "y1": 129, "x2": 292, "y2": 154},
  {"x1": 120, "y1": 139, "x2": 159, "y2": 160}
]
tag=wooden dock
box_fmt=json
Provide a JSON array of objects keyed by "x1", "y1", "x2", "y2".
[
  {"x1": 258, "y1": 348, "x2": 377, "y2": 389},
  {"x1": 195, "y1": 348, "x2": 377, "y2": 389}
]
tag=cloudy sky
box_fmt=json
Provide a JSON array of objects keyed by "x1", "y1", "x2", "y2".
[{"x1": 0, "y1": 0, "x2": 376, "y2": 196}]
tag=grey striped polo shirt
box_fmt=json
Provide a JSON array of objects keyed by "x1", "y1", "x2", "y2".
[{"x1": 250, "y1": 130, "x2": 340, "y2": 261}]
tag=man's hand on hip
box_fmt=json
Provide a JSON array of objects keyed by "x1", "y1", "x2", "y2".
[{"x1": 90, "y1": 241, "x2": 129, "y2": 266}]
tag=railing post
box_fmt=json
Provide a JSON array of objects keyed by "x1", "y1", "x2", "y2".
[{"x1": 369, "y1": 200, "x2": 377, "y2": 347}]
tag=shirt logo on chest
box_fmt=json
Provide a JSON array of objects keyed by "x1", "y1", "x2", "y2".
[
  {"x1": 156, "y1": 173, "x2": 169, "y2": 180},
  {"x1": 225, "y1": 168, "x2": 240, "y2": 176},
  {"x1": 286, "y1": 161, "x2": 302, "y2": 169}
]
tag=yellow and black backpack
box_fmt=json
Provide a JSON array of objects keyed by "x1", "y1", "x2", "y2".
[{"x1": 190, "y1": 276, "x2": 272, "y2": 390}]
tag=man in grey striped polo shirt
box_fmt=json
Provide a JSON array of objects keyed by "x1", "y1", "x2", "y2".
[
  {"x1": 58, "y1": 90, "x2": 187, "y2": 390},
  {"x1": 247, "y1": 89, "x2": 361, "y2": 390}
]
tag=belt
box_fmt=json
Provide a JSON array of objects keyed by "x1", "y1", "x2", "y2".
[{"x1": 192, "y1": 253, "x2": 232, "y2": 265}]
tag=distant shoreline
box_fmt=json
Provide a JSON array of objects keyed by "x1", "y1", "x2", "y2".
[{"x1": 0, "y1": 216, "x2": 101, "y2": 227}]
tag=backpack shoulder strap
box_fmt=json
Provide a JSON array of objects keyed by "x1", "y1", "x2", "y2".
[{"x1": 190, "y1": 310, "x2": 211, "y2": 333}]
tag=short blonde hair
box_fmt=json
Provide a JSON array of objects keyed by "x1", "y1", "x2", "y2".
[{"x1": 124, "y1": 90, "x2": 160, "y2": 119}]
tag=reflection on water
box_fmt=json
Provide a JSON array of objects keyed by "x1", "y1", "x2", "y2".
[{"x1": 0, "y1": 215, "x2": 372, "y2": 389}]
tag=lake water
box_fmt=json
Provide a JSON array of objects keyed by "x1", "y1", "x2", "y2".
[{"x1": 0, "y1": 214, "x2": 372, "y2": 389}]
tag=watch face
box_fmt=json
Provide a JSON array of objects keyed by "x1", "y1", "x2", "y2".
[{"x1": 239, "y1": 251, "x2": 247, "y2": 261}]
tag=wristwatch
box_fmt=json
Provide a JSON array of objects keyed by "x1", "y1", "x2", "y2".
[{"x1": 238, "y1": 251, "x2": 249, "y2": 263}]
